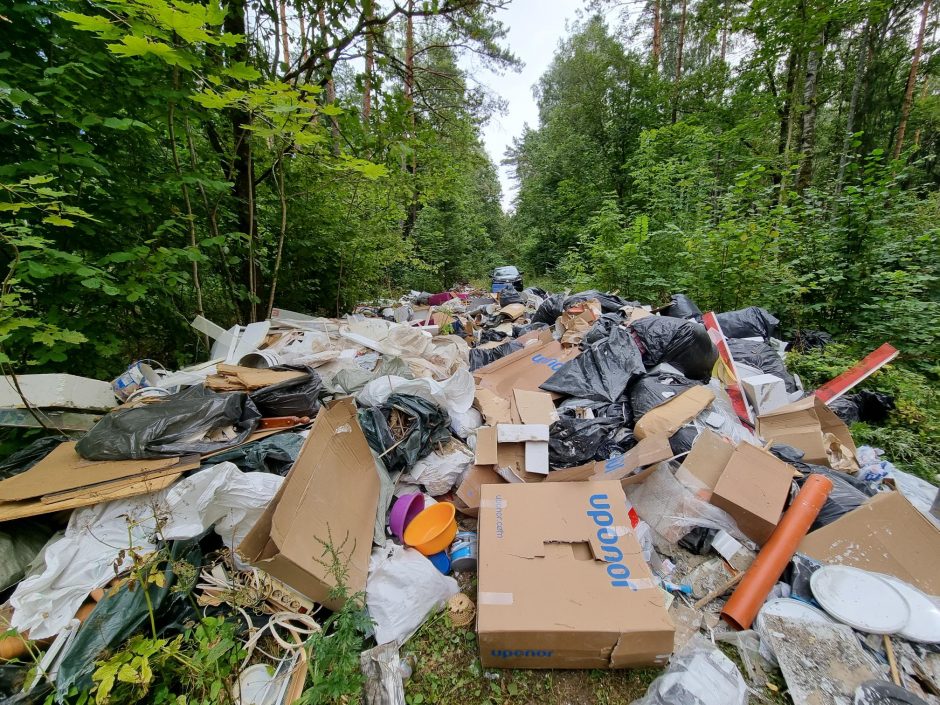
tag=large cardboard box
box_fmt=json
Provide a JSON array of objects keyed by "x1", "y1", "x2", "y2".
[
  {"x1": 757, "y1": 396, "x2": 856, "y2": 466},
  {"x1": 473, "y1": 332, "x2": 581, "y2": 401},
  {"x1": 477, "y1": 482, "x2": 674, "y2": 669},
  {"x1": 238, "y1": 398, "x2": 379, "y2": 610},
  {"x1": 799, "y1": 491, "x2": 940, "y2": 594}
]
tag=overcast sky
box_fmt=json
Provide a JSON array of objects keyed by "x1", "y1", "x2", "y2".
[{"x1": 461, "y1": 0, "x2": 583, "y2": 210}]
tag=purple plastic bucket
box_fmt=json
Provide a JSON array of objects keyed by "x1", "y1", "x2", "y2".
[{"x1": 388, "y1": 493, "x2": 425, "y2": 542}]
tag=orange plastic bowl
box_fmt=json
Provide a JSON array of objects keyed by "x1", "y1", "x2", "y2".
[{"x1": 403, "y1": 502, "x2": 457, "y2": 556}]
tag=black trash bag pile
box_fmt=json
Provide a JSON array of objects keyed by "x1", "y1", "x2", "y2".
[
  {"x1": 478, "y1": 329, "x2": 508, "y2": 344},
  {"x1": 512, "y1": 321, "x2": 550, "y2": 337},
  {"x1": 498, "y1": 288, "x2": 524, "y2": 307},
  {"x1": 249, "y1": 367, "x2": 323, "y2": 417},
  {"x1": 76, "y1": 386, "x2": 261, "y2": 460},
  {"x1": 359, "y1": 394, "x2": 451, "y2": 474},
  {"x1": 548, "y1": 417, "x2": 623, "y2": 468},
  {"x1": 564, "y1": 290, "x2": 637, "y2": 313},
  {"x1": 583, "y1": 312, "x2": 626, "y2": 347},
  {"x1": 716, "y1": 306, "x2": 779, "y2": 340},
  {"x1": 540, "y1": 326, "x2": 645, "y2": 402},
  {"x1": 0, "y1": 436, "x2": 68, "y2": 480},
  {"x1": 629, "y1": 316, "x2": 717, "y2": 381},
  {"x1": 726, "y1": 338, "x2": 798, "y2": 393},
  {"x1": 531, "y1": 293, "x2": 565, "y2": 325},
  {"x1": 829, "y1": 390, "x2": 896, "y2": 425},
  {"x1": 470, "y1": 340, "x2": 522, "y2": 371},
  {"x1": 661, "y1": 294, "x2": 702, "y2": 320},
  {"x1": 203, "y1": 432, "x2": 304, "y2": 475}
]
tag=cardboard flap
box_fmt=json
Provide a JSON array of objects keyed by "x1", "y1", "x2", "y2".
[
  {"x1": 676, "y1": 429, "x2": 733, "y2": 491},
  {"x1": 475, "y1": 426, "x2": 498, "y2": 465},
  {"x1": 634, "y1": 386, "x2": 715, "y2": 440},
  {"x1": 473, "y1": 335, "x2": 581, "y2": 401},
  {"x1": 592, "y1": 436, "x2": 674, "y2": 481},
  {"x1": 513, "y1": 389, "x2": 558, "y2": 425}
]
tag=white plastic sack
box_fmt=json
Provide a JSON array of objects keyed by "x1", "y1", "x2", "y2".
[
  {"x1": 357, "y1": 369, "x2": 474, "y2": 416},
  {"x1": 449, "y1": 406, "x2": 483, "y2": 439},
  {"x1": 384, "y1": 325, "x2": 434, "y2": 358},
  {"x1": 366, "y1": 542, "x2": 458, "y2": 646},
  {"x1": 405, "y1": 440, "x2": 473, "y2": 495},
  {"x1": 631, "y1": 636, "x2": 748, "y2": 705},
  {"x1": 10, "y1": 462, "x2": 281, "y2": 639}
]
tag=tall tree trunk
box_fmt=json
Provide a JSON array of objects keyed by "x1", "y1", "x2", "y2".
[
  {"x1": 796, "y1": 29, "x2": 826, "y2": 192},
  {"x1": 671, "y1": 0, "x2": 688, "y2": 123},
  {"x1": 318, "y1": 8, "x2": 340, "y2": 155},
  {"x1": 363, "y1": 0, "x2": 374, "y2": 126},
  {"x1": 298, "y1": 9, "x2": 308, "y2": 62},
  {"x1": 223, "y1": 0, "x2": 256, "y2": 321},
  {"x1": 913, "y1": 78, "x2": 930, "y2": 147},
  {"x1": 278, "y1": 0, "x2": 290, "y2": 70},
  {"x1": 720, "y1": 0, "x2": 729, "y2": 63},
  {"x1": 836, "y1": 22, "x2": 870, "y2": 195},
  {"x1": 404, "y1": 0, "x2": 418, "y2": 236},
  {"x1": 893, "y1": 0, "x2": 930, "y2": 159},
  {"x1": 652, "y1": 0, "x2": 662, "y2": 71}
]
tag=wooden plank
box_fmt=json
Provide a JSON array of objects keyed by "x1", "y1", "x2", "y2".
[
  {"x1": 814, "y1": 343, "x2": 899, "y2": 404},
  {"x1": 702, "y1": 311, "x2": 754, "y2": 425}
]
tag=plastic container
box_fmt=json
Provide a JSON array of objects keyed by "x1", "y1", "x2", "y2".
[
  {"x1": 388, "y1": 493, "x2": 425, "y2": 543},
  {"x1": 449, "y1": 531, "x2": 478, "y2": 572},
  {"x1": 403, "y1": 502, "x2": 457, "y2": 556},
  {"x1": 427, "y1": 551, "x2": 451, "y2": 575}
]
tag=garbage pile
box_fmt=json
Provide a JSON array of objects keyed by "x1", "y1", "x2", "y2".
[{"x1": 1, "y1": 285, "x2": 937, "y2": 705}]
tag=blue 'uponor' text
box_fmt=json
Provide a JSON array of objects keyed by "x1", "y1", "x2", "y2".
[
  {"x1": 491, "y1": 649, "x2": 553, "y2": 658},
  {"x1": 531, "y1": 353, "x2": 564, "y2": 371},
  {"x1": 587, "y1": 493, "x2": 638, "y2": 589}
]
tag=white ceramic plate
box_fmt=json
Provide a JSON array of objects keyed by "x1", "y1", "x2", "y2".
[
  {"x1": 810, "y1": 565, "x2": 910, "y2": 634},
  {"x1": 879, "y1": 575, "x2": 940, "y2": 643}
]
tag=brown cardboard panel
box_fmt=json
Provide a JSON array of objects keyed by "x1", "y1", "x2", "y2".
[
  {"x1": 799, "y1": 491, "x2": 940, "y2": 594},
  {"x1": 677, "y1": 430, "x2": 735, "y2": 491},
  {"x1": 40, "y1": 455, "x2": 199, "y2": 503},
  {"x1": 591, "y1": 436, "x2": 675, "y2": 482},
  {"x1": 477, "y1": 482, "x2": 674, "y2": 669},
  {"x1": 455, "y1": 464, "x2": 505, "y2": 515},
  {"x1": 474, "y1": 426, "x2": 498, "y2": 465},
  {"x1": 238, "y1": 397, "x2": 379, "y2": 609},
  {"x1": 633, "y1": 386, "x2": 715, "y2": 440},
  {"x1": 709, "y1": 442, "x2": 792, "y2": 545},
  {"x1": 0, "y1": 443, "x2": 181, "y2": 502},
  {"x1": 473, "y1": 334, "x2": 581, "y2": 401},
  {"x1": 757, "y1": 396, "x2": 857, "y2": 467},
  {"x1": 513, "y1": 389, "x2": 557, "y2": 425},
  {"x1": 474, "y1": 389, "x2": 511, "y2": 425}
]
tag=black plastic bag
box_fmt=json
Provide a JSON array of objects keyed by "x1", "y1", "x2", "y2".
[
  {"x1": 478, "y1": 328, "x2": 508, "y2": 344},
  {"x1": 249, "y1": 367, "x2": 322, "y2": 417},
  {"x1": 629, "y1": 372, "x2": 704, "y2": 419},
  {"x1": 556, "y1": 395, "x2": 633, "y2": 426},
  {"x1": 726, "y1": 338, "x2": 798, "y2": 393},
  {"x1": 856, "y1": 390, "x2": 896, "y2": 423},
  {"x1": 548, "y1": 417, "x2": 622, "y2": 468},
  {"x1": 662, "y1": 294, "x2": 702, "y2": 320},
  {"x1": 202, "y1": 432, "x2": 304, "y2": 475},
  {"x1": 583, "y1": 312, "x2": 626, "y2": 347},
  {"x1": 540, "y1": 326, "x2": 645, "y2": 402},
  {"x1": 564, "y1": 290, "x2": 638, "y2": 313},
  {"x1": 784, "y1": 553, "x2": 824, "y2": 602},
  {"x1": 76, "y1": 386, "x2": 261, "y2": 460},
  {"x1": 715, "y1": 306, "x2": 779, "y2": 340},
  {"x1": 795, "y1": 463, "x2": 872, "y2": 528},
  {"x1": 358, "y1": 394, "x2": 451, "y2": 474},
  {"x1": 679, "y1": 527, "x2": 717, "y2": 555},
  {"x1": 512, "y1": 321, "x2": 549, "y2": 337},
  {"x1": 670, "y1": 425, "x2": 701, "y2": 455},
  {"x1": 523, "y1": 286, "x2": 548, "y2": 298},
  {"x1": 531, "y1": 293, "x2": 565, "y2": 325},
  {"x1": 829, "y1": 395, "x2": 861, "y2": 424},
  {"x1": 0, "y1": 436, "x2": 67, "y2": 480},
  {"x1": 629, "y1": 316, "x2": 717, "y2": 381},
  {"x1": 787, "y1": 329, "x2": 833, "y2": 352},
  {"x1": 498, "y1": 288, "x2": 524, "y2": 307},
  {"x1": 470, "y1": 340, "x2": 522, "y2": 371}
]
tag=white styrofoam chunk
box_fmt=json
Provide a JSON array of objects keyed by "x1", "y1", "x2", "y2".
[
  {"x1": 496, "y1": 424, "x2": 550, "y2": 443},
  {"x1": 525, "y1": 441, "x2": 549, "y2": 475}
]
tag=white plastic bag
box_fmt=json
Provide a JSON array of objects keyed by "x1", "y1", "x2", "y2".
[
  {"x1": 10, "y1": 462, "x2": 281, "y2": 639},
  {"x1": 357, "y1": 369, "x2": 474, "y2": 416},
  {"x1": 405, "y1": 440, "x2": 473, "y2": 495},
  {"x1": 366, "y1": 542, "x2": 458, "y2": 646},
  {"x1": 449, "y1": 407, "x2": 483, "y2": 439},
  {"x1": 631, "y1": 636, "x2": 748, "y2": 705}
]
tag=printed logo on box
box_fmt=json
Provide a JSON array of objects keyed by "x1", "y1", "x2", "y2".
[
  {"x1": 530, "y1": 353, "x2": 565, "y2": 371},
  {"x1": 491, "y1": 649, "x2": 553, "y2": 659},
  {"x1": 587, "y1": 493, "x2": 639, "y2": 590}
]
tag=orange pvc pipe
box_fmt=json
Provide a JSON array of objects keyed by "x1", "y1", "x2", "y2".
[{"x1": 722, "y1": 474, "x2": 833, "y2": 630}]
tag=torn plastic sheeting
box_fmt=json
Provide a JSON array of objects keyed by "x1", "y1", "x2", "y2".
[
  {"x1": 358, "y1": 394, "x2": 452, "y2": 475},
  {"x1": 540, "y1": 326, "x2": 645, "y2": 402},
  {"x1": 470, "y1": 340, "x2": 522, "y2": 371},
  {"x1": 0, "y1": 520, "x2": 56, "y2": 591},
  {"x1": 726, "y1": 338, "x2": 797, "y2": 393},
  {"x1": 54, "y1": 538, "x2": 203, "y2": 697},
  {"x1": 360, "y1": 642, "x2": 406, "y2": 705},
  {"x1": 366, "y1": 542, "x2": 459, "y2": 646},
  {"x1": 249, "y1": 367, "x2": 323, "y2": 417},
  {"x1": 9, "y1": 461, "x2": 281, "y2": 640},
  {"x1": 405, "y1": 440, "x2": 473, "y2": 495},
  {"x1": 201, "y1": 431, "x2": 305, "y2": 475},
  {"x1": 75, "y1": 385, "x2": 261, "y2": 460},
  {"x1": 794, "y1": 465, "x2": 869, "y2": 528},
  {"x1": 624, "y1": 461, "x2": 751, "y2": 546},
  {"x1": 630, "y1": 636, "x2": 748, "y2": 705},
  {"x1": 372, "y1": 450, "x2": 401, "y2": 547},
  {"x1": 548, "y1": 416, "x2": 623, "y2": 468},
  {"x1": 356, "y1": 369, "x2": 474, "y2": 416},
  {"x1": 661, "y1": 294, "x2": 702, "y2": 321},
  {"x1": 715, "y1": 306, "x2": 779, "y2": 341},
  {"x1": 629, "y1": 316, "x2": 718, "y2": 382},
  {"x1": 0, "y1": 436, "x2": 68, "y2": 480}
]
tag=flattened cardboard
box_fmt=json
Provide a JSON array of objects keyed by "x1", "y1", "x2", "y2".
[
  {"x1": 477, "y1": 482, "x2": 674, "y2": 669},
  {"x1": 709, "y1": 442, "x2": 793, "y2": 545},
  {"x1": 590, "y1": 436, "x2": 676, "y2": 482},
  {"x1": 474, "y1": 426, "x2": 498, "y2": 465},
  {"x1": 633, "y1": 386, "x2": 715, "y2": 440},
  {"x1": 799, "y1": 491, "x2": 940, "y2": 594},
  {"x1": 456, "y1": 464, "x2": 505, "y2": 515},
  {"x1": 0, "y1": 443, "x2": 181, "y2": 502},
  {"x1": 757, "y1": 396, "x2": 857, "y2": 466},
  {"x1": 238, "y1": 397, "x2": 379, "y2": 609},
  {"x1": 473, "y1": 332, "x2": 581, "y2": 401},
  {"x1": 512, "y1": 390, "x2": 557, "y2": 425},
  {"x1": 474, "y1": 388, "x2": 511, "y2": 425},
  {"x1": 676, "y1": 429, "x2": 733, "y2": 491}
]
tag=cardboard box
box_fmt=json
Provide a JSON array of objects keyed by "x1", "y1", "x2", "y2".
[
  {"x1": 477, "y1": 482, "x2": 674, "y2": 669},
  {"x1": 757, "y1": 396, "x2": 857, "y2": 466},
  {"x1": 741, "y1": 374, "x2": 789, "y2": 415},
  {"x1": 709, "y1": 442, "x2": 793, "y2": 545},
  {"x1": 455, "y1": 464, "x2": 505, "y2": 516},
  {"x1": 238, "y1": 398, "x2": 379, "y2": 610},
  {"x1": 633, "y1": 385, "x2": 715, "y2": 440},
  {"x1": 473, "y1": 332, "x2": 581, "y2": 401},
  {"x1": 799, "y1": 491, "x2": 940, "y2": 594},
  {"x1": 675, "y1": 429, "x2": 733, "y2": 491}
]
